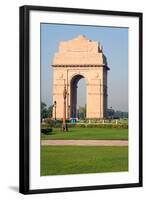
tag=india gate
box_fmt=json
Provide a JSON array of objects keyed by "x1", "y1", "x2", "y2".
[{"x1": 52, "y1": 35, "x2": 109, "y2": 119}]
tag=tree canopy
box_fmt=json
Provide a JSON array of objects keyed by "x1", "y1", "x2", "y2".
[{"x1": 41, "y1": 102, "x2": 53, "y2": 120}]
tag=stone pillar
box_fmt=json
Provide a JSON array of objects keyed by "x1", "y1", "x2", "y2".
[{"x1": 87, "y1": 81, "x2": 103, "y2": 118}]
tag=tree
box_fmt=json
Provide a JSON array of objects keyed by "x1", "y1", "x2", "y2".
[
  {"x1": 107, "y1": 107, "x2": 115, "y2": 119},
  {"x1": 41, "y1": 102, "x2": 48, "y2": 120},
  {"x1": 41, "y1": 102, "x2": 54, "y2": 121},
  {"x1": 107, "y1": 107, "x2": 128, "y2": 119},
  {"x1": 41, "y1": 102, "x2": 47, "y2": 110},
  {"x1": 47, "y1": 105, "x2": 53, "y2": 118},
  {"x1": 78, "y1": 105, "x2": 86, "y2": 119}
]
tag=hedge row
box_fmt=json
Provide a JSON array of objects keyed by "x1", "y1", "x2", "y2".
[
  {"x1": 74, "y1": 123, "x2": 128, "y2": 129},
  {"x1": 42, "y1": 123, "x2": 128, "y2": 129}
]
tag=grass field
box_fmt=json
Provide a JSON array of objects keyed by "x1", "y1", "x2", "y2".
[
  {"x1": 41, "y1": 146, "x2": 128, "y2": 176},
  {"x1": 41, "y1": 127, "x2": 128, "y2": 140}
]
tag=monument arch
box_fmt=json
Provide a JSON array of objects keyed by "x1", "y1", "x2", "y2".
[
  {"x1": 52, "y1": 35, "x2": 109, "y2": 119},
  {"x1": 70, "y1": 74, "x2": 87, "y2": 118}
]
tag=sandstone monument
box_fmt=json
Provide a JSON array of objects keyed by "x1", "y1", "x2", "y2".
[{"x1": 52, "y1": 35, "x2": 109, "y2": 119}]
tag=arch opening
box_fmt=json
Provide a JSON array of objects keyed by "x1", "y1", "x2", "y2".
[{"x1": 70, "y1": 75, "x2": 86, "y2": 119}]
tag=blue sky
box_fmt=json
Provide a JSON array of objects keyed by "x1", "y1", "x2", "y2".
[{"x1": 41, "y1": 23, "x2": 128, "y2": 112}]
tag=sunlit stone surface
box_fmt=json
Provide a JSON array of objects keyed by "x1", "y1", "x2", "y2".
[{"x1": 52, "y1": 35, "x2": 109, "y2": 119}]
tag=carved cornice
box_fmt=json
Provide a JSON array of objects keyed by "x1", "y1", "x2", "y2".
[{"x1": 52, "y1": 64, "x2": 109, "y2": 70}]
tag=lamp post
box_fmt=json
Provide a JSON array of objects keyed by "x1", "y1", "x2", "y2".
[
  {"x1": 54, "y1": 101, "x2": 56, "y2": 120},
  {"x1": 68, "y1": 105, "x2": 70, "y2": 120},
  {"x1": 62, "y1": 83, "x2": 68, "y2": 132}
]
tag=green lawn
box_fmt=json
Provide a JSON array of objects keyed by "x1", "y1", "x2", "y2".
[
  {"x1": 41, "y1": 127, "x2": 128, "y2": 140},
  {"x1": 41, "y1": 146, "x2": 128, "y2": 176}
]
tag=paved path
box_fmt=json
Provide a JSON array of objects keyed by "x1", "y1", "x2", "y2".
[{"x1": 41, "y1": 140, "x2": 128, "y2": 146}]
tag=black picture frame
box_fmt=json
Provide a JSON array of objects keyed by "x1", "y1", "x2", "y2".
[{"x1": 19, "y1": 5, "x2": 143, "y2": 194}]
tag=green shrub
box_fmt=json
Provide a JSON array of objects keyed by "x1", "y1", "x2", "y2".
[
  {"x1": 41, "y1": 128, "x2": 53, "y2": 135},
  {"x1": 45, "y1": 118, "x2": 55, "y2": 127},
  {"x1": 41, "y1": 123, "x2": 48, "y2": 129},
  {"x1": 54, "y1": 123, "x2": 62, "y2": 128},
  {"x1": 86, "y1": 124, "x2": 113, "y2": 128},
  {"x1": 44, "y1": 119, "x2": 64, "y2": 128},
  {"x1": 76, "y1": 123, "x2": 86, "y2": 128},
  {"x1": 67, "y1": 123, "x2": 76, "y2": 128},
  {"x1": 112, "y1": 124, "x2": 128, "y2": 129},
  {"x1": 42, "y1": 121, "x2": 128, "y2": 129}
]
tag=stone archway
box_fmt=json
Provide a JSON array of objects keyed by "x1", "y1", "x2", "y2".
[
  {"x1": 70, "y1": 74, "x2": 86, "y2": 118},
  {"x1": 52, "y1": 35, "x2": 109, "y2": 119}
]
